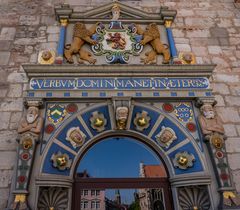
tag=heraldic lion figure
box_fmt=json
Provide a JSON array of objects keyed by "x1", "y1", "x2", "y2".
[
  {"x1": 136, "y1": 23, "x2": 170, "y2": 64},
  {"x1": 64, "y1": 22, "x2": 98, "y2": 64}
]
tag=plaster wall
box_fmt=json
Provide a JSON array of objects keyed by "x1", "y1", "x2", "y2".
[{"x1": 0, "y1": 0, "x2": 240, "y2": 208}]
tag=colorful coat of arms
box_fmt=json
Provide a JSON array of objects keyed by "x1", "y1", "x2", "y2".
[
  {"x1": 47, "y1": 104, "x2": 67, "y2": 125},
  {"x1": 92, "y1": 22, "x2": 143, "y2": 64},
  {"x1": 174, "y1": 103, "x2": 193, "y2": 122}
]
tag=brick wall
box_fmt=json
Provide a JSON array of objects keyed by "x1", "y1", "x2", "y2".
[{"x1": 0, "y1": 0, "x2": 239, "y2": 208}]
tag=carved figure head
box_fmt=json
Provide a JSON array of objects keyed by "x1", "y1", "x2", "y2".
[
  {"x1": 156, "y1": 126, "x2": 177, "y2": 148},
  {"x1": 200, "y1": 104, "x2": 215, "y2": 119},
  {"x1": 116, "y1": 107, "x2": 129, "y2": 130},
  {"x1": 26, "y1": 106, "x2": 39, "y2": 124},
  {"x1": 112, "y1": 3, "x2": 120, "y2": 20},
  {"x1": 158, "y1": 127, "x2": 177, "y2": 143},
  {"x1": 183, "y1": 53, "x2": 193, "y2": 64}
]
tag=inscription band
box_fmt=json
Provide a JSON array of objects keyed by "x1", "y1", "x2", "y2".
[{"x1": 30, "y1": 77, "x2": 209, "y2": 90}]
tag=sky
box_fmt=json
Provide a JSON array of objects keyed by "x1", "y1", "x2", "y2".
[{"x1": 77, "y1": 136, "x2": 161, "y2": 178}]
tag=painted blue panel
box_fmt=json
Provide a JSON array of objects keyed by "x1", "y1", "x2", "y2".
[
  {"x1": 57, "y1": 26, "x2": 66, "y2": 56},
  {"x1": 188, "y1": 92, "x2": 195, "y2": 96},
  {"x1": 99, "y1": 92, "x2": 106, "y2": 97},
  {"x1": 153, "y1": 92, "x2": 160, "y2": 97},
  {"x1": 136, "y1": 92, "x2": 142, "y2": 97},
  {"x1": 81, "y1": 105, "x2": 112, "y2": 136},
  {"x1": 64, "y1": 92, "x2": 70, "y2": 97},
  {"x1": 205, "y1": 92, "x2": 212, "y2": 96},
  {"x1": 82, "y1": 92, "x2": 88, "y2": 97},
  {"x1": 168, "y1": 142, "x2": 203, "y2": 174},
  {"x1": 171, "y1": 92, "x2": 177, "y2": 96},
  {"x1": 166, "y1": 28, "x2": 177, "y2": 58},
  {"x1": 56, "y1": 118, "x2": 91, "y2": 152},
  {"x1": 130, "y1": 106, "x2": 160, "y2": 136},
  {"x1": 28, "y1": 92, "x2": 34, "y2": 97},
  {"x1": 151, "y1": 118, "x2": 187, "y2": 152},
  {"x1": 46, "y1": 92, "x2": 52, "y2": 97},
  {"x1": 117, "y1": 92, "x2": 124, "y2": 96},
  {"x1": 42, "y1": 143, "x2": 75, "y2": 176}
]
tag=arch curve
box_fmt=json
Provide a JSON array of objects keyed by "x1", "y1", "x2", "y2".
[{"x1": 40, "y1": 102, "x2": 209, "y2": 180}]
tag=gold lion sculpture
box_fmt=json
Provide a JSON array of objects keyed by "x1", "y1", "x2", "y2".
[
  {"x1": 136, "y1": 23, "x2": 170, "y2": 64},
  {"x1": 64, "y1": 22, "x2": 98, "y2": 64}
]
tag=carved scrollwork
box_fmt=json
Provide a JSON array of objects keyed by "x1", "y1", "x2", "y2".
[{"x1": 37, "y1": 187, "x2": 68, "y2": 210}]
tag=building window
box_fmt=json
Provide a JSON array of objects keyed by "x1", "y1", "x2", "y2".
[
  {"x1": 91, "y1": 201, "x2": 96, "y2": 208},
  {"x1": 81, "y1": 201, "x2": 89, "y2": 209},
  {"x1": 91, "y1": 200, "x2": 100, "y2": 209},
  {"x1": 84, "y1": 190, "x2": 88, "y2": 196},
  {"x1": 96, "y1": 190, "x2": 100, "y2": 196},
  {"x1": 91, "y1": 190, "x2": 95, "y2": 196},
  {"x1": 96, "y1": 201, "x2": 100, "y2": 209}
]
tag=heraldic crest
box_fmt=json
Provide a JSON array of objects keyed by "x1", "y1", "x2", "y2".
[{"x1": 63, "y1": 3, "x2": 170, "y2": 64}]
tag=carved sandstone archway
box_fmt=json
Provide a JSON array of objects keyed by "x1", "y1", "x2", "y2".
[{"x1": 36, "y1": 101, "x2": 212, "y2": 210}]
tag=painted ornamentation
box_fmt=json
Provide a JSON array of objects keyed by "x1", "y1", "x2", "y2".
[
  {"x1": 135, "y1": 23, "x2": 170, "y2": 64},
  {"x1": 90, "y1": 111, "x2": 107, "y2": 132},
  {"x1": 12, "y1": 102, "x2": 43, "y2": 210},
  {"x1": 174, "y1": 103, "x2": 193, "y2": 122},
  {"x1": 66, "y1": 127, "x2": 86, "y2": 148},
  {"x1": 47, "y1": 104, "x2": 67, "y2": 125},
  {"x1": 155, "y1": 126, "x2": 177, "y2": 148},
  {"x1": 173, "y1": 151, "x2": 195, "y2": 170},
  {"x1": 197, "y1": 102, "x2": 240, "y2": 206},
  {"x1": 51, "y1": 151, "x2": 72, "y2": 171},
  {"x1": 134, "y1": 111, "x2": 151, "y2": 131},
  {"x1": 64, "y1": 22, "x2": 99, "y2": 64},
  {"x1": 92, "y1": 21, "x2": 143, "y2": 64},
  {"x1": 38, "y1": 50, "x2": 55, "y2": 64},
  {"x1": 116, "y1": 106, "x2": 129, "y2": 130},
  {"x1": 179, "y1": 52, "x2": 196, "y2": 64}
]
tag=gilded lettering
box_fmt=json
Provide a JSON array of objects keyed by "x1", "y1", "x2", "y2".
[
  {"x1": 43, "y1": 80, "x2": 50, "y2": 88},
  {"x1": 168, "y1": 79, "x2": 177, "y2": 88},
  {"x1": 90, "y1": 80, "x2": 99, "y2": 88},
  {"x1": 116, "y1": 80, "x2": 124, "y2": 89},
  {"x1": 125, "y1": 80, "x2": 134, "y2": 88},
  {"x1": 49, "y1": 80, "x2": 56, "y2": 88},
  {"x1": 157, "y1": 79, "x2": 168, "y2": 88},
  {"x1": 105, "y1": 79, "x2": 115, "y2": 88},
  {"x1": 133, "y1": 79, "x2": 143, "y2": 87},
  {"x1": 35, "y1": 80, "x2": 44, "y2": 89}
]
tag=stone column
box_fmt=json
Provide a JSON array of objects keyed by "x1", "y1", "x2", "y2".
[
  {"x1": 165, "y1": 20, "x2": 179, "y2": 64},
  {"x1": 197, "y1": 98, "x2": 240, "y2": 209},
  {"x1": 55, "y1": 19, "x2": 68, "y2": 64},
  {"x1": 10, "y1": 99, "x2": 43, "y2": 210}
]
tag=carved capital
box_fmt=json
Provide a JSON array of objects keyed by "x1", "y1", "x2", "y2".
[
  {"x1": 195, "y1": 97, "x2": 216, "y2": 108},
  {"x1": 10, "y1": 194, "x2": 29, "y2": 210},
  {"x1": 60, "y1": 18, "x2": 68, "y2": 27},
  {"x1": 165, "y1": 20, "x2": 172, "y2": 28},
  {"x1": 24, "y1": 98, "x2": 43, "y2": 108}
]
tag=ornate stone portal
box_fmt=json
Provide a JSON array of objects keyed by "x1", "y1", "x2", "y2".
[{"x1": 8, "y1": 2, "x2": 240, "y2": 210}]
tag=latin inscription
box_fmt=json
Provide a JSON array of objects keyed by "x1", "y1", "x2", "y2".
[{"x1": 30, "y1": 77, "x2": 209, "y2": 90}]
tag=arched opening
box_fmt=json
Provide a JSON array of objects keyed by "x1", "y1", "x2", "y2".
[{"x1": 72, "y1": 136, "x2": 173, "y2": 210}]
